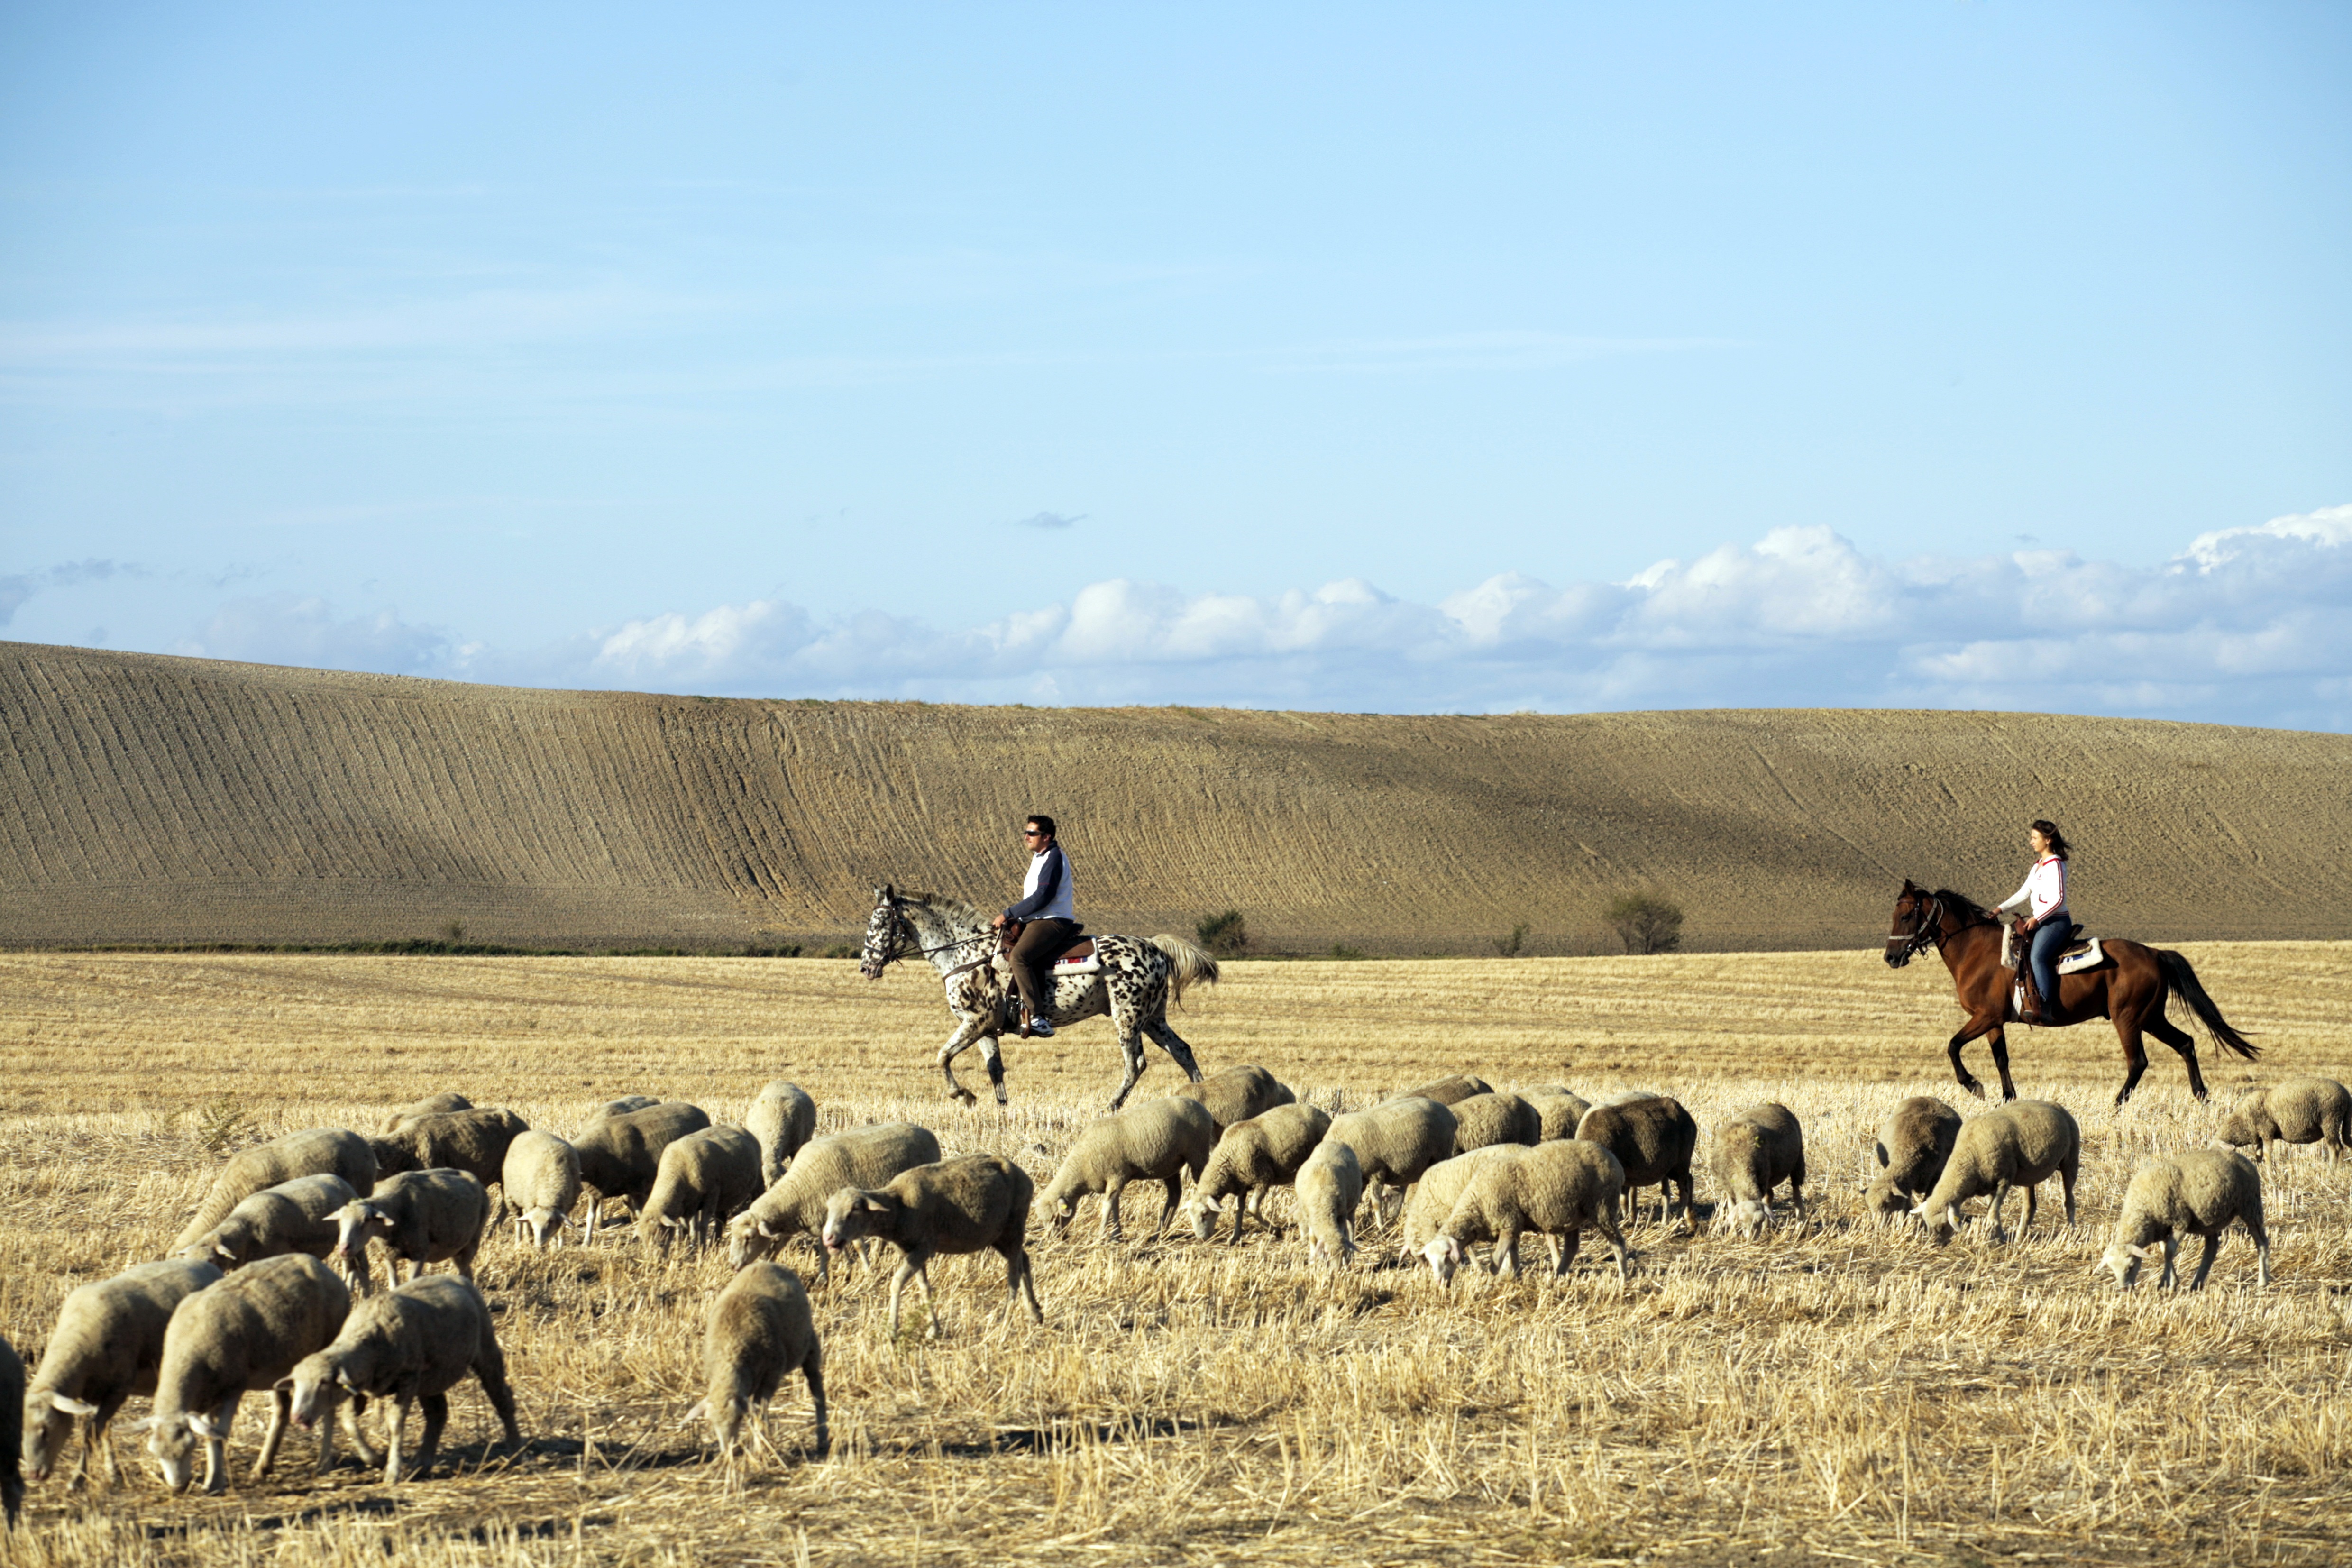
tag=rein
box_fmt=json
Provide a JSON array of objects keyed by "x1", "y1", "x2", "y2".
[
  {"x1": 877, "y1": 894, "x2": 997, "y2": 980},
  {"x1": 1887, "y1": 891, "x2": 1948, "y2": 963}
]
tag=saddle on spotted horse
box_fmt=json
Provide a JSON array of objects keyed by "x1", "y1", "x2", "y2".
[{"x1": 2001, "y1": 918, "x2": 2109, "y2": 1024}]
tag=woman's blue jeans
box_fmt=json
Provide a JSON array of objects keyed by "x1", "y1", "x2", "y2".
[{"x1": 2028, "y1": 916, "x2": 2070, "y2": 1014}]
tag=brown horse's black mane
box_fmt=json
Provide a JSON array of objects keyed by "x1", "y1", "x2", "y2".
[{"x1": 1930, "y1": 889, "x2": 1997, "y2": 926}]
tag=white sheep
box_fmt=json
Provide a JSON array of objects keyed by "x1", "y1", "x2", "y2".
[
  {"x1": 173, "y1": 1175, "x2": 356, "y2": 1271},
  {"x1": 1295, "y1": 1140, "x2": 1363, "y2": 1267},
  {"x1": 572, "y1": 1101, "x2": 712, "y2": 1241},
  {"x1": 282, "y1": 1275, "x2": 521, "y2": 1483},
  {"x1": 375, "y1": 1108, "x2": 530, "y2": 1193},
  {"x1": 1391, "y1": 1074, "x2": 1493, "y2": 1107},
  {"x1": 1574, "y1": 1096, "x2": 1697, "y2": 1230},
  {"x1": 2218, "y1": 1078, "x2": 2352, "y2": 1164},
  {"x1": 2098, "y1": 1148, "x2": 2270, "y2": 1292},
  {"x1": 172, "y1": 1129, "x2": 378, "y2": 1252},
  {"x1": 1522, "y1": 1087, "x2": 1592, "y2": 1142},
  {"x1": 1322, "y1": 1097, "x2": 1460, "y2": 1223},
  {"x1": 1911, "y1": 1100, "x2": 2080, "y2": 1243},
  {"x1": 724, "y1": 1123, "x2": 941, "y2": 1278},
  {"x1": 1863, "y1": 1097, "x2": 1963, "y2": 1223},
  {"x1": 820, "y1": 1155, "x2": 1044, "y2": 1338},
  {"x1": 1167, "y1": 1064, "x2": 1295, "y2": 1132},
  {"x1": 1709, "y1": 1103, "x2": 1806, "y2": 1233},
  {"x1": 641, "y1": 1127, "x2": 765, "y2": 1253},
  {"x1": 684, "y1": 1261, "x2": 827, "y2": 1461},
  {"x1": 331, "y1": 1169, "x2": 491, "y2": 1294},
  {"x1": 131, "y1": 1253, "x2": 353, "y2": 1495},
  {"x1": 1042, "y1": 1098, "x2": 1217, "y2": 1241},
  {"x1": 1184, "y1": 1103, "x2": 1333, "y2": 1243},
  {"x1": 1422, "y1": 1139, "x2": 1629, "y2": 1285},
  {"x1": 1450, "y1": 1092, "x2": 1543, "y2": 1155},
  {"x1": 500, "y1": 1130, "x2": 581, "y2": 1248},
  {"x1": 745, "y1": 1081, "x2": 818, "y2": 1187},
  {"x1": 1395, "y1": 1145, "x2": 1531, "y2": 1267},
  {"x1": 380, "y1": 1092, "x2": 472, "y2": 1131},
  {"x1": 19, "y1": 1259, "x2": 221, "y2": 1492},
  {"x1": 586, "y1": 1095, "x2": 661, "y2": 1122}
]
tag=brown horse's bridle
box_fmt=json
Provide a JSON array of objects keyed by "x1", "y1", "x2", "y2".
[{"x1": 1885, "y1": 889, "x2": 1948, "y2": 968}]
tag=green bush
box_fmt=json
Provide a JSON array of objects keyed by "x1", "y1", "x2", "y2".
[
  {"x1": 822, "y1": 944, "x2": 860, "y2": 959},
  {"x1": 1604, "y1": 893, "x2": 1684, "y2": 955},
  {"x1": 1196, "y1": 909, "x2": 1250, "y2": 957},
  {"x1": 1493, "y1": 922, "x2": 1530, "y2": 958}
]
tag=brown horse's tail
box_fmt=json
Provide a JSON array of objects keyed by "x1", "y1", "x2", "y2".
[{"x1": 2156, "y1": 948, "x2": 2260, "y2": 1060}]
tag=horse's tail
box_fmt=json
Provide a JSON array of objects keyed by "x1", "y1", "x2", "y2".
[
  {"x1": 1149, "y1": 935, "x2": 1222, "y2": 1004},
  {"x1": 2156, "y1": 948, "x2": 2259, "y2": 1060}
]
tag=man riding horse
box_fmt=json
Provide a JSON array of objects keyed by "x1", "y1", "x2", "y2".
[{"x1": 992, "y1": 813, "x2": 1078, "y2": 1040}]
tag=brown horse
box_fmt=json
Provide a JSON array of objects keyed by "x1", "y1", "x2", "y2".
[{"x1": 1883, "y1": 880, "x2": 2256, "y2": 1105}]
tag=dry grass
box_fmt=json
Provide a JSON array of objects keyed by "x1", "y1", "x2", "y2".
[{"x1": 4, "y1": 946, "x2": 2351, "y2": 1566}]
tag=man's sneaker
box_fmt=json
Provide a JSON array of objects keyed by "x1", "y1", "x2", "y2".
[{"x1": 1028, "y1": 1017, "x2": 1055, "y2": 1038}]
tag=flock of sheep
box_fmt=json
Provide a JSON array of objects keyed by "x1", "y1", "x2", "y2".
[{"x1": 4, "y1": 1066, "x2": 2344, "y2": 1525}]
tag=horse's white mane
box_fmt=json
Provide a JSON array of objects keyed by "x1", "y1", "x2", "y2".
[{"x1": 898, "y1": 891, "x2": 989, "y2": 930}]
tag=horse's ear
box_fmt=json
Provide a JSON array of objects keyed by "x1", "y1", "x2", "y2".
[{"x1": 878, "y1": 884, "x2": 894, "y2": 901}]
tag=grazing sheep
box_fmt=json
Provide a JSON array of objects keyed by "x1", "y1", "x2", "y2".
[
  {"x1": 501, "y1": 1131, "x2": 581, "y2": 1248},
  {"x1": 2098, "y1": 1149, "x2": 2270, "y2": 1292},
  {"x1": 174, "y1": 1175, "x2": 357, "y2": 1270},
  {"x1": 642, "y1": 1127, "x2": 764, "y2": 1253},
  {"x1": 1392, "y1": 1074, "x2": 1493, "y2": 1107},
  {"x1": 1451, "y1": 1092, "x2": 1543, "y2": 1155},
  {"x1": 19, "y1": 1259, "x2": 221, "y2": 1492},
  {"x1": 684, "y1": 1262, "x2": 827, "y2": 1460},
  {"x1": 724, "y1": 1123, "x2": 942, "y2": 1277},
  {"x1": 332, "y1": 1170, "x2": 491, "y2": 1295},
  {"x1": 820, "y1": 1155, "x2": 1043, "y2": 1338},
  {"x1": 1184, "y1": 1103, "x2": 1333, "y2": 1243},
  {"x1": 1323, "y1": 1097, "x2": 1460, "y2": 1223},
  {"x1": 1523, "y1": 1088, "x2": 1592, "y2": 1142},
  {"x1": 1295, "y1": 1141, "x2": 1364, "y2": 1267},
  {"x1": 133, "y1": 1254, "x2": 352, "y2": 1495},
  {"x1": 1042, "y1": 1098, "x2": 1217, "y2": 1241},
  {"x1": 1396, "y1": 1146, "x2": 1531, "y2": 1265},
  {"x1": 573, "y1": 1101, "x2": 712, "y2": 1240},
  {"x1": 282, "y1": 1275, "x2": 521, "y2": 1483},
  {"x1": 1911, "y1": 1100, "x2": 2080, "y2": 1243},
  {"x1": 1423, "y1": 1139, "x2": 1630, "y2": 1285},
  {"x1": 376, "y1": 1109, "x2": 530, "y2": 1193},
  {"x1": 380, "y1": 1093, "x2": 472, "y2": 1132},
  {"x1": 746, "y1": 1082, "x2": 818, "y2": 1187},
  {"x1": 1710, "y1": 1103, "x2": 1806, "y2": 1233},
  {"x1": 1574, "y1": 1096, "x2": 1698, "y2": 1231},
  {"x1": 2218, "y1": 1078, "x2": 2352, "y2": 1164},
  {"x1": 173, "y1": 1129, "x2": 379, "y2": 1252},
  {"x1": 1169, "y1": 1064, "x2": 1295, "y2": 1132},
  {"x1": 585, "y1": 1095, "x2": 662, "y2": 1124},
  {"x1": 1863, "y1": 1098, "x2": 1964, "y2": 1223},
  {"x1": 1, "y1": 1336, "x2": 19, "y2": 1528}
]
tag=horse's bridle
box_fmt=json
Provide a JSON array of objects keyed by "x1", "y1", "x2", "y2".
[
  {"x1": 1885, "y1": 889, "x2": 1947, "y2": 967},
  {"x1": 873, "y1": 889, "x2": 997, "y2": 979}
]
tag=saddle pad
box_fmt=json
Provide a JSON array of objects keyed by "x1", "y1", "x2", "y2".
[
  {"x1": 2056, "y1": 938, "x2": 2106, "y2": 975},
  {"x1": 1052, "y1": 953, "x2": 1103, "y2": 975}
]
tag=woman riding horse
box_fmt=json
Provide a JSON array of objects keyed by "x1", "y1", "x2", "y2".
[{"x1": 1993, "y1": 818, "x2": 2072, "y2": 1025}]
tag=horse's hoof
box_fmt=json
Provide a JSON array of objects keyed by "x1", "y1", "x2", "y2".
[{"x1": 1960, "y1": 1080, "x2": 1986, "y2": 1100}]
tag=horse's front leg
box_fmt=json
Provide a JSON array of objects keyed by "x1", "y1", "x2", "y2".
[
  {"x1": 1945, "y1": 1017, "x2": 1999, "y2": 1100},
  {"x1": 936, "y1": 1012, "x2": 995, "y2": 1106}
]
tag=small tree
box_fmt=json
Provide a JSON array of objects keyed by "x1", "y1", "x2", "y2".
[
  {"x1": 1493, "y1": 922, "x2": 1530, "y2": 958},
  {"x1": 1604, "y1": 893, "x2": 1684, "y2": 955},
  {"x1": 1196, "y1": 909, "x2": 1250, "y2": 957}
]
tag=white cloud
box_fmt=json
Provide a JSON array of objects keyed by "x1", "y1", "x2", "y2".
[{"x1": 174, "y1": 596, "x2": 462, "y2": 678}]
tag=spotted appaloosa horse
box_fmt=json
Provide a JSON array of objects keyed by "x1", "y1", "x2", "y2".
[
  {"x1": 859, "y1": 886, "x2": 1219, "y2": 1110},
  {"x1": 1884, "y1": 879, "x2": 2257, "y2": 1106}
]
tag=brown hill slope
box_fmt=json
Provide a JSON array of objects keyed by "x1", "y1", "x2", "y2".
[{"x1": 4, "y1": 640, "x2": 2348, "y2": 952}]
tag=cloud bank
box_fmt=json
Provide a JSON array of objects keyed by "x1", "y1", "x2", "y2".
[{"x1": 163, "y1": 506, "x2": 2352, "y2": 730}]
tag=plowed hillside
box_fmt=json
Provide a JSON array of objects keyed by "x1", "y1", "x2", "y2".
[{"x1": 4, "y1": 639, "x2": 2348, "y2": 952}]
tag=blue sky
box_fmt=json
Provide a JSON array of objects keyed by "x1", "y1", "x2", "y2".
[{"x1": 3, "y1": 4, "x2": 2348, "y2": 724}]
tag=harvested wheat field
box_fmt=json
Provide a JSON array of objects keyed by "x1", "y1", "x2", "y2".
[{"x1": 4, "y1": 944, "x2": 2350, "y2": 1566}]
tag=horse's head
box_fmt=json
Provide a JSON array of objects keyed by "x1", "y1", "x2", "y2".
[
  {"x1": 1884, "y1": 879, "x2": 1940, "y2": 969},
  {"x1": 860, "y1": 885, "x2": 913, "y2": 981}
]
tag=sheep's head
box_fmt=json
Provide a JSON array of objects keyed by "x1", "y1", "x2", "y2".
[
  {"x1": 2216, "y1": 1113, "x2": 2259, "y2": 1154},
  {"x1": 1420, "y1": 1234, "x2": 1464, "y2": 1285},
  {"x1": 279, "y1": 1352, "x2": 346, "y2": 1432},
  {"x1": 1862, "y1": 1177, "x2": 1911, "y2": 1225},
  {"x1": 723, "y1": 1213, "x2": 774, "y2": 1269},
  {"x1": 24, "y1": 1388, "x2": 95, "y2": 1482},
  {"x1": 821, "y1": 1188, "x2": 891, "y2": 1253},
  {"x1": 2100, "y1": 1240, "x2": 2157, "y2": 1291},
  {"x1": 135, "y1": 1410, "x2": 220, "y2": 1493},
  {"x1": 1185, "y1": 1195, "x2": 1221, "y2": 1241},
  {"x1": 1907, "y1": 1197, "x2": 1959, "y2": 1244}
]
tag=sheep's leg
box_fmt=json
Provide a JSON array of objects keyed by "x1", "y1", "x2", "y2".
[
  {"x1": 408, "y1": 1394, "x2": 448, "y2": 1481},
  {"x1": 802, "y1": 1352, "x2": 831, "y2": 1458},
  {"x1": 201, "y1": 1395, "x2": 237, "y2": 1495},
  {"x1": 1986, "y1": 1182, "x2": 2012, "y2": 1243},
  {"x1": 1155, "y1": 1174, "x2": 1181, "y2": 1238},
  {"x1": 383, "y1": 1396, "x2": 412, "y2": 1483},
  {"x1": 1596, "y1": 1210, "x2": 1631, "y2": 1283},
  {"x1": 2248, "y1": 1214, "x2": 2272, "y2": 1286},
  {"x1": 912, "y1": 1262, "x2": 945, "y2": 1339},
  {"x1": 1492, "y1": 1222, "x2": 1523, "y2": 1280},
  {"x1": 478, "y1": 1351, "x2": 523, "y2": 1448},
  {"x1": 455, "y1": 1237, "x2": 479, "y2": 1285},
  {"x1": 252, "y1": 1387, "x2": 292, "y2": 1479},
  {"x1": 1552, "y1": 1228, "x2": 1581, "y2": 1278},
  {"x1": 340, "y1": 1396, "x2": 383, "y2": 1468},
  {"x1": 2189, "y1": 1232, "x2": 2225, "y2": 1292},
  {"x1": 2060, "y1": 1161, "x2": 2078, "y2": 1227},
  {"x1": 888, "y1": 1259, "x2": 917, "y2": 1336},
  {"x1": 2156, "y1": 1236, "x2": 2181, "y2": 1291},
  {"x1": 1103, "y1": 1178, "x2": 1127, "y2": 1243},
  {"x1": 2020, "y1": 1180, "x2": 2040, "y2": 1236},
  {"x1": 1223, "y1": 1194, "x2": 1246, "y2": 1246}
]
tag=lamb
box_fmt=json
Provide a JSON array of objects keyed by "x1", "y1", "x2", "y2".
[
  {"x1": 19, "y1": 1259, "x2": 221, "y2": 1491},
  {"x1": 684, "y1": 1262, "x2": 827, "y2": 1460},
  {"x1": 1391, "y1": 1074, "x2": 1493, "y2": 1107},
  {"x1": 282, "y1": 1275, "x2": 521, "y2": 1482},
  {"x1": 1322, "y1": 1097, "x2": 1460, "y2": 1222},
  {"x1": 1574, "y1": 1096, "x2": 1698, "y2": 1231},
  {"x1": 1422, "y1": 1139, "x2": 1630, "y2": 1285},
  {"x1": 1911, "y1": 1100, "x2": 2080, "y2": 1243},
  {"x1": 1295, "y1": 1140, "x2": 1364, "y2": 1267},
  {"x1": 1168, "y1": 1064, "x2": 1295, "y2": 1132},
  {"x1": 1, "y1": 1335, "x2": 20, "y2": 1528},
  {"x1": 1184, "y1": 1103, "x2": 1333, "y2": 1243},
  {"x1": 1709, "y1": 1103, "x2": 1806, "y2": 1233},
  {"x1": 375, "y1": 1108, "x2": 530, "y2": 1192},
  {"x1": 1522, "y1": 1088, "x2": 1592, "y2": 1142},
  {"x1": 820, "y1": 1154, "x2": 1044, "y2": 1338},
  {"x1": 172, "y1": 1129, "x2": 378, "y2": 1252},
  {"x1": 501, "y1": 1130, "x2": 581, "y2": 1248},
  {"x1": 132, "y1": 1253, "x2": 353, "y2": 1495},
  {"x1": 2098, "y1": 1148, "x2": 2270, "y2": 1292},
  {"x1": 174, "y1": 1175, "x2": 357, "y2": 1270},
  {"x1": 746, "y1": 1081, "x2": 818, "y2": 1187},
  {"x1": 1042, "y1": 1097, "x2": 1217, "y2": 1241},
  {"x1": 1450, "y1": 1091, "x2": 1542, "y2": 1154},
  {"x1": 1396, "y1": 1145, "x2": 1531, "y2": 1265},
  {"x1": 641, "y1": 1127, "x2": 764, "y2": 1253},
  {"x1": 724, "y1": 1123, "x2": 942, "y2": 1277},
  {"x1": 332, "y1": 1169, "x2": 491, "y2": 1294},
  {"x1": 573, "y1": 1101, "x2": 712, "y2": 1240},
  {"x1": 1863, "y1": 1097, "x2": 1964, "y2": 1223},
  {"x1": 2218, "y1": 1077, "x2": 2352, "y2": 1164},
  {"x1": 380, "y1": 1092, "x2": 472, "y2": 1131},
  {"x1": 585, "y1": 1095, "x2": 662, "y2": 1123}
]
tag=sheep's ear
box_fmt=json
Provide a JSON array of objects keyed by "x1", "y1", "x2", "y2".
[
  {"x1": 859, "y1": 1194, "x2": 890, "y2": 1213},
  {"x1": 2129, "y1": 1243, "x2": 2161, "y2": 1260},
  {"x1": 51, "y1": 1393, "x2": 99, "y2": 1417},
  {"x1": 120, "y1": 1414, "x2": 159, "y2": 1435},
  {"x1": 681, "y1": 1399, "x2": 707, "y2": 1426},
  {"x1": 756, "y1": 1220, "x2": 779, "y2": 1238},
  {"x1": 272, "y1": 1376, "x2": 296, "y2": 1394},
  {"x1": 337, "y1": 1368, "x2": 360, "y2": 1392},
  {"x1": 187, "y1": 1412, "x2": 227, "y2": 1440}
]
